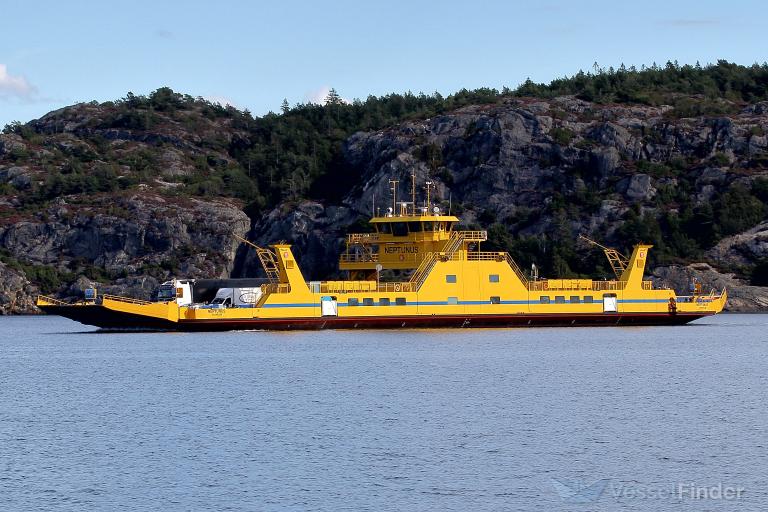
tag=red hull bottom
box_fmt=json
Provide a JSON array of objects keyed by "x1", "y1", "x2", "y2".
[
  {"x1": 41, "y1": 305, "x2": 711, "y2": 331},
  {"x1": 179, "y1": 312, "x2": 710, "y2": 331}
]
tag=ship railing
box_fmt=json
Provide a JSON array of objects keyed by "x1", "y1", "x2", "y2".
[
  {"x1": 375, "y1": 282, "x2": 415, "y2": 293},
  {"x1": 642, "y1": 280, "x2": 653, "y2": 290},
  {"x1": 101, "y1": 294, "x2": 152, "y2": 305},
  {"x1": 409, "y1": 252, "x2": 439, "y2": 290},
  {"x1": 261, "y1": 283, "x2": 292, "y2": 295},
  {"x1": 590, "y1": 281, "x2": 626, "y2": 291},
  {"x1": 502, "y1": 253, "x2": 529, "y2": 286},
  {"x1": 37, "y1": 294, "x2": 69, "y2": 306},
  {"x1": 339, "y1": 253, "x2": 380, "y2": 263},
  {"x1": 347, "y1": 233, "x2": 380, "y2": 244},
  {"x1": 529, "y1": 281, "x2": 593, "y2": 291},
  {"x1": 457, "y1": 230, "x2": 488, "y2": 242},
  {"x1": 675, "y1": 288, "x2": 725, "y2": 303}
]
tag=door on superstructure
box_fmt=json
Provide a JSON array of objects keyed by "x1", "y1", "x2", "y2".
[
  {"x1": 603, "y1": 293, "x2": 618, "y2": 313},
  {"x1": 321, "y1": 296, "x2": 338, "y2": 316}
]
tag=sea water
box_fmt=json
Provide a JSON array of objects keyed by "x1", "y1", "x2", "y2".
[{"x1": 1, "y1": 314, "x2": 766, "y2": 511}]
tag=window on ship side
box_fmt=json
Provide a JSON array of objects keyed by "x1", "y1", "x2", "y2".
[
  {"x1": 363, "y1": 298, "x2": 374, "y2": 306},
  {"x1": 348, "y1": 298, "x2": 359, "y2": 306},
  {"x1": 555, "y1": 296, "x2": 566, "y2": 304},
  {"x1": 380, "y1": 298, "x2": 391, "y2": 306},
  {"x1": 395, "y1": 297, "x2": 407, "y2": 306},
  {"x1": 540, "y1": 296, "x2": 550, "y2": 304},
  {"x1": 584, "y1": 296, "x2": 594, "y2": 303},
  {"x1": 489, "y1": 274, "x2": 500, "y2": 283},
  {"x1": 446, "y1": 275, "x2": 457, "y2": 283},
  {"x1": 570, "y1": 296, "x2": 580, "y2": 304},
  {"x1": 490, "y1": 296, "x2": 501, "y2": 304}
]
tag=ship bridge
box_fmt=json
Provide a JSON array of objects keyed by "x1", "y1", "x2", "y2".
[{"x1": 340, "y1": 176, "x2": 487, "y2": 278}]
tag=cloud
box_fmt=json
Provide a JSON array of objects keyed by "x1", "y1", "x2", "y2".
[
  {"x1": 303, "y1": 85, "x2": 350, "y2": 105},
  {"x1": 658, "y1": 19, "x2": 720, "y2": 27},
  {"x1": 0, "y1": 64, "x2": 37, "y2": 100},
  {"x1": 154, "y1": 29, "x2": 174, "y2": 39}
]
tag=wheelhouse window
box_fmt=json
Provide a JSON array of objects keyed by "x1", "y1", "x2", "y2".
[
  {"x1": 378, "y1": 223, "x2": 391, "y2": 234},
  {"x1": 408, "y1": 222, "x2": 422, "y2": 233},
  {"x1": 422, "y1": 221, "x2": 433, "y2": 231},
  {"x1": 391, "y1": 222, "x2": 408, "y2": 236}
]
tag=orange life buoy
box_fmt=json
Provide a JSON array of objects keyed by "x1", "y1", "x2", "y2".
[
  {"x1": 395, "y1": 284, "x2": 401, "y2": 292},
  {"x1": 542, "y1": 281, "x2": 548, "y2": 290}
]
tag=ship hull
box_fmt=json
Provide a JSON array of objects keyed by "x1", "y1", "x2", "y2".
[{"x1": 42, "y1": 305, "x2": 711, "y2": 332}]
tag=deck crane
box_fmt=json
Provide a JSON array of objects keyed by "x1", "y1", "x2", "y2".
[
  {"x1": 578, "y1": 234, "x2": 629, "y2": 279},
  {"x1": 234, "y1": 234, "x2": 281, "y2": 283}
]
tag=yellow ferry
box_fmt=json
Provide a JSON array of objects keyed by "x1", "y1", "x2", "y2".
[{"x1": 37, "y1": 179, "x2": 726, "y2": 330}]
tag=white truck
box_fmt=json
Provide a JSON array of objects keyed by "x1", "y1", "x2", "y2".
[{"x1": 208, "y1": 287, "x2": 262, "y2": 308}]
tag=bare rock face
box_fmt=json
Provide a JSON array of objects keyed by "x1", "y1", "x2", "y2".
[
  {"x1": 0, "y1": 261, "x2": 38, "y2": 314},
  {"x1": 0, "y1": 194, "x2": 250, "y2": 303},
  {"x1": 707, "y1": 221, "x2": 768, "y2": 267},
  {"x1": 236, "y1": 201, "x2": 355, "y2": 280},
  {"x1": 618, "y1": 174, "x2": 656, "y2": 201},
  {"x1": 652, "y1": 263, "x2": 768, "y2": 312}
]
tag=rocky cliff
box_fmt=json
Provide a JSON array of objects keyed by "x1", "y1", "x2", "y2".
[{"x1": 2, "y1": 89, "x2": 768, "y2": 313}]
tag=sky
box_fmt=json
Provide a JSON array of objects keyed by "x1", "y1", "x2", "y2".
[{"x1": 0, "y1": 0, "x2": 766, "y2": 127}]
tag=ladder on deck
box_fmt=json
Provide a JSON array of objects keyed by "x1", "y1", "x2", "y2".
[
  {"x1": 409, "y1": 231, "x2": 464, "y2": 290},
  {"x1": 256, "y1": 247, "x2": 281, "y2": 283},
  {"x1": 235, "y1": 235, "x2": 281, "y2": 284}
]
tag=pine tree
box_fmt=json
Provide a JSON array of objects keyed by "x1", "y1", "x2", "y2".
[
  {"x1": 325, "y1": 88, "x2": 342, "y2": 105},
  {"x1": 280, "y1": 99, "x2": 290, "y2": 114}
]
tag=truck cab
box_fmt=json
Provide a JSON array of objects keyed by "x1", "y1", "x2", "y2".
[{"x1": 156, "y1": 279, "x2": 193, "y2": 306}]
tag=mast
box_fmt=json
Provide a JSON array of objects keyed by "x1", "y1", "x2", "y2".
[
  {"x1": 411, "y1": 173, "x2": 416, "y2": 215},
  {"x1": 389, "y1": 179, "x2": 398, "y2": 214}
]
